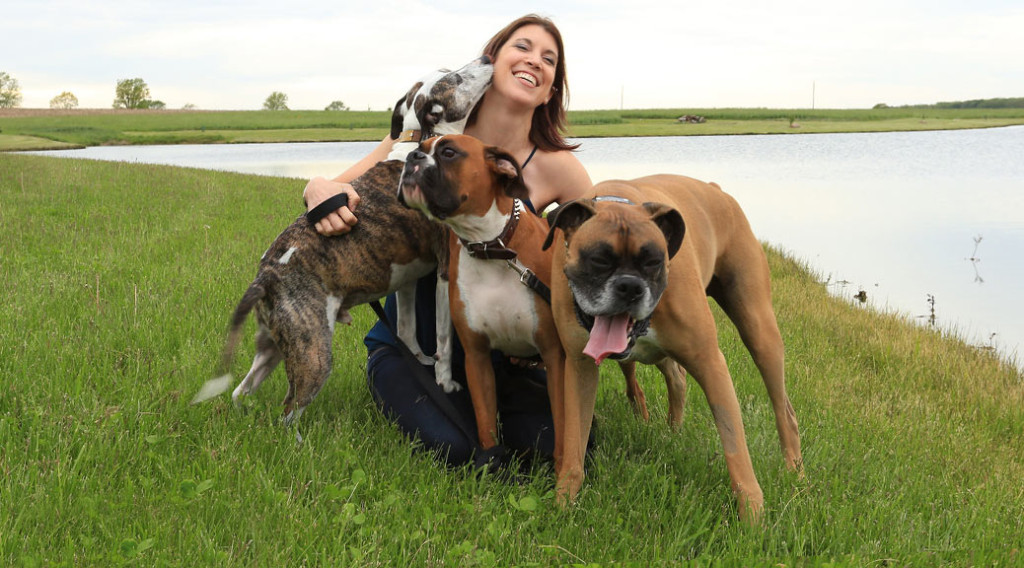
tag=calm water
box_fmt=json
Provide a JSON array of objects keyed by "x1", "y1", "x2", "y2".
[{"x1": 30, "y1": 127, "x2": 1024, "y2": 364}]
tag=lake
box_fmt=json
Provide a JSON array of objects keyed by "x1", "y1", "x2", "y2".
[{"x1": 29, "y1": 126, "x2": 1024, "y2": 366}]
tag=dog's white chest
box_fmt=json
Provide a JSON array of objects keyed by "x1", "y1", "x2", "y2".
[{"x1": 457, "y1": 251, "x2": 540, "y2": 357}]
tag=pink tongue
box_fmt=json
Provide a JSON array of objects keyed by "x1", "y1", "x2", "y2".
[{"x1": 583, "y1": 313, "x2": 631, "y2": 365}]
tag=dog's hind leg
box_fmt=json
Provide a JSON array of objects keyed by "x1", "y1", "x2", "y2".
[
  {"x1": 654, "y1": 358, "x2": 687, "y2": 429},
  {"x1": 709, "y1": 253, "x2": 802, "y2": 475},
  {"x1": 617, "y1": 361, "x2": 649, "y2": 421},
  {"x1": 232, "y1": 326, "x2": 283, "y2": 406},
  {"x1": 278, "y1": 320, "x2": 334, "y2": 443}
]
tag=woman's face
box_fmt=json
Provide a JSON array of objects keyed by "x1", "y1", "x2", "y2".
[{"x1": 491, "y1": 24, "x2": 559, "y2": 110}]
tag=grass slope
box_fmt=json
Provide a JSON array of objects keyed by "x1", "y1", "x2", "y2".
[{"x1": 1, "y1": 154, "x2": 1021, "y2": 565}]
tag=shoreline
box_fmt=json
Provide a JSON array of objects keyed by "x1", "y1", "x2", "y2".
[{"x1": 4, "y1": 107, "x2": 1024, "y2": 151}]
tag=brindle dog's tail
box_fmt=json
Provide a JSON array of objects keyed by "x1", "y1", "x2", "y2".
[
  {"x1": 221, "y1": 279, "x2": 268, "y2": 373},
  {"x1": 191, "y1": 276, "x2": 272, "y2": 404}
]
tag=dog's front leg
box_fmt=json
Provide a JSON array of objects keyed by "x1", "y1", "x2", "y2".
[
  {"x1": 433, "y1": 275, "x2": 458, "y2": 392},
  {"x1": 462, "y1": 344, "x2": 500, "y2": 452},
  {"x1": 395, "y1": 283, "x2": 434, "y2": 365},
  {"x1": 555, "y1": 354, "x2": 600, "y2": 506},
  {"x1": 675, "y1": 343, "x2": 764, "y2": 524},
  {"x1": 541, "y1": 344, "x2": 566, "y2": 474}
]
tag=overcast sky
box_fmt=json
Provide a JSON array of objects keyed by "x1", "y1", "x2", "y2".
[{"x1": 5, "y1": 1, "x2": 1023, "y2": 111}]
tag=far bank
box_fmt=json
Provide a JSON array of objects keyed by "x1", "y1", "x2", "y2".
[{"x1": 3, "y1": 107, "x2": 1024, "y2": 151}]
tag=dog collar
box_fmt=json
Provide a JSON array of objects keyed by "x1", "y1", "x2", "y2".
[
  {"x1": 395, "y1": 129, "x2": 428, "y2": 144},
  {"x1": 593, "y1": 195, "x2": 635, "y2": 205},
  {"x1": 461, "y1": 199, "x2": 521, "y2": 261}
]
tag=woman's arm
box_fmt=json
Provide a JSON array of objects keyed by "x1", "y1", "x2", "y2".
[
  {"x1": 303, "y1": 135, "x2": 395, "y2": 236},
  {"x1": 526, "y1": 150, "x2": 593, "y2": 213}
]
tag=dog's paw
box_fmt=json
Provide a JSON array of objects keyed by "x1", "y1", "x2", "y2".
[{"x1": 436, "y1": 375, "x2": 462, "y2": 393}]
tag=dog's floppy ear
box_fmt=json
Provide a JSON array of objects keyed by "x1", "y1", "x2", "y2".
[
  {"x1": 542, "y1": 199, "x2": 598, "y2": 250},
  {"x1": 643, "y1": 202, "x2": 686, "y2": 259},
  {"x1": 485, "y1": 146, "x2": 528, "y2": 201},
  {"x1": 390, "y1": 96, "x2": 407, "y2": 140},
  {"x1": 390, "y1": 82, "x2": 424, "y2": 140}
]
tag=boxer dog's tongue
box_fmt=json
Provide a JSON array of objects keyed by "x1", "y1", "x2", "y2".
[{"x1": 583, "y1": 313, "x2": 631, "y2": 365}]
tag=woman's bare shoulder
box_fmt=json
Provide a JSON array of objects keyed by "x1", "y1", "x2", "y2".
[{"x1": 527, "y1": 148, "x2": 593, "y2": 210}]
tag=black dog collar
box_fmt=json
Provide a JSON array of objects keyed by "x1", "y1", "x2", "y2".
[{"x1": 461, "y1": 199, "x2": 522, "y2": 261}]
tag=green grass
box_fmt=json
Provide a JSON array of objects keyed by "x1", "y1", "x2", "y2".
[
  {"x1": 2, "y1": 154, "x2": 1022, "y2": 565},
  {"x1": 4, "y1": 107, "x2": 1024, "y2": 150}
]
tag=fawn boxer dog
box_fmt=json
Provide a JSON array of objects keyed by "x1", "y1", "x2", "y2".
[
  {"x1": 397, "y1": 134, "x2": 686, "y2": 467},
  {"x1": 542, "y1": 175, "x2": 803, "y2": 522},
  {"x1": 191, "y1": 57, "x2": 493, "y2": 440}
]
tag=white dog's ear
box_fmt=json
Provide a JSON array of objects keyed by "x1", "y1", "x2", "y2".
[
  {"x1": 390, "y1": 81, "x2": 423, "y2": 140},
  {"x1": 642, "y1": 202, "x2": 686, "y2": 259},
  {"x1": 542, "y1": 199, "x2": 597, "y2": 250}
]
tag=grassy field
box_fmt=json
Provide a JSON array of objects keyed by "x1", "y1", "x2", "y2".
[
  {"x1": 3, "y1": 107, "x2": 1024, "y2": 150},
  {"x1": 2, "y1": 153, "x2": 1022, "y2": 565}
]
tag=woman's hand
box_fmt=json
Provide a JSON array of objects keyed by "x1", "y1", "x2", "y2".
[{"x1": 304, "y1": 176, "x2": 361, "y2": 236}]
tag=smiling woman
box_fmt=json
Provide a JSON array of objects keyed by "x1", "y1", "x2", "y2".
[{"x1": 294, "y1": 14, "x2": 595, "y2": 475}]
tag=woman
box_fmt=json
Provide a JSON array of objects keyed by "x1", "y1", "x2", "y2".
[{"x1": 303, "y1": 14, "x2": 592, "y2": 469}]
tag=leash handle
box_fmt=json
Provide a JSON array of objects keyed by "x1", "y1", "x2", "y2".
[{"x1": 305, "y1": 192, "x2": 349, "y2": 225}]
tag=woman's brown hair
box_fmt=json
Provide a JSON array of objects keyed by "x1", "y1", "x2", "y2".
[{"x1": 475, "y1": 14, "x2": 579, "y2": 152}]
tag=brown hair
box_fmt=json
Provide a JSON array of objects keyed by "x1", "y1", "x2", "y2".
[{"x1": 474, "y1": 14, "x2": 579, "y2": 152}]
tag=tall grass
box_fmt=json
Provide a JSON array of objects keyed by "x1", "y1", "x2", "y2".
[{"x1": 1, "y1": 154, "x2": 1021, "y2": 565}]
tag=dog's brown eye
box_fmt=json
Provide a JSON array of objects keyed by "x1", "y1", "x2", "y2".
[{"x1": 441, "y1": 147, "x2": 458, "y2": 159}]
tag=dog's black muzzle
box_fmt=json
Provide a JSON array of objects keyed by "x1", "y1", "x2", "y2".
[{"x1": 611, "y1": 274, "x2": 647, "y2": 305}]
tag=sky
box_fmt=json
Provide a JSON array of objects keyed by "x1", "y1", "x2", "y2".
[{"x1": 5, "y1": 0, "x2": 1024, "y2": 111}]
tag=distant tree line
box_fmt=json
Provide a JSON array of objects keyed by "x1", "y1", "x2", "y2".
[
  {"x1": 927, "y1": 98, "x2": 1024, "y2": 109},
  {"x1": 876, "y1": 97, "x2": 1024, "y2": 110},
  {"x1": 2, "y1": 70, "x2": 354, "y2": 111}
]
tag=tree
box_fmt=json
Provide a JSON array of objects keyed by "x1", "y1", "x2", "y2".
[
  {"x1": 50, "y1": 91, "x2": 79, "y2": 109},
  {"x1": 113, "y1": 78, "x2": 151, "y2": 109},
  {"x1": 0, "y1": 71, "x2": 23, "y2": 108},
  {"x1": 325, "y1": 100, "x2": 350, "y2": 111},
  {"x1": 263, "y1": 91, "x2": 289, "y2": 111},
  {"x1": 147, "y1": 100, "x2": 166, "y2": 110}
]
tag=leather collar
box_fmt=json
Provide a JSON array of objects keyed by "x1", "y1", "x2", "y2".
[
  {"x1": 461, "y1": 199, "x2": 522, "y2": 260},
  {"x1": 395, "y1": 129, "x2": 429, "y2": 144}
]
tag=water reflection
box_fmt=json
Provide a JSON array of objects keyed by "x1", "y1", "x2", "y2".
[{"x1": 28, "y1": 127, "x2": 1024, "y2": 364}]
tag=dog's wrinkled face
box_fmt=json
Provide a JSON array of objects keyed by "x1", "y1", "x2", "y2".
[
  {"x1": 543, "y1": 197, "x2": 685, "y2": 362},
  {"x1": 390, "y1": 55, "x2": 493, "y2": 141},
  {"x1": 398, "y1": 134, "x2": 527, "y2": 223}
]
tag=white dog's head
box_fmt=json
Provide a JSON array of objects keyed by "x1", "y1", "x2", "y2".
[{"x1": 388, "y1": 55, "x2": 493, "y2": 161}]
